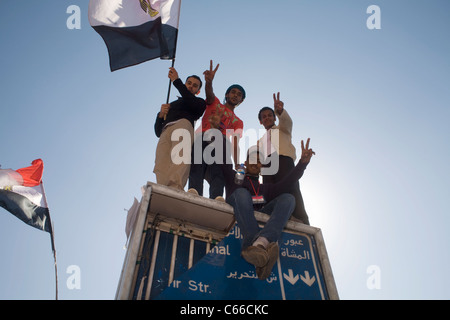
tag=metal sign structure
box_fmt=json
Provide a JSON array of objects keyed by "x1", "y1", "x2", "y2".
[
  {"x1": 155, "y1": 224, "x2": 330, "y2": 300},
  {"x1": 115, "y1": 183, "x2": 338, "y2": 300}
]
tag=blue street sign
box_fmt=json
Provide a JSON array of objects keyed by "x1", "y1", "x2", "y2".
[{"x1": 154, "y1": 224, "x2": 330, "y2": 300}]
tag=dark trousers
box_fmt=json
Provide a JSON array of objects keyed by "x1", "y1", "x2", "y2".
[
  {"x1": 262, "y1": 154, "x2": 310, "y2": 225},
  {"x1": 188, "y1": 133, "x2": 225, "y2": 199}
]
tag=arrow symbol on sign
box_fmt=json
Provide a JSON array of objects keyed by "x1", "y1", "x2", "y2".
[
  {"x1": 283, "y1": 269, "x2": 299, "y2": 285},
  {"x1": 300, "y1": 271, "x2": 316, "y2": 287}
]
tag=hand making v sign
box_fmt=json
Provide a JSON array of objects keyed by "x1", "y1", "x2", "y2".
[
  {"x1": 300, "y1": 138, "x2": 316, "y2": 164},
  {"x1": 203, "y1": 60, "x2": 219, "y2": 83},
  {"x1": 273, "y1": 92, "x2": 284, "y2": 115}
]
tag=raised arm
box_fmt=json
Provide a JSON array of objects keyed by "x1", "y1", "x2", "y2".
[
  {"x1": 273, "y1": 92, "x2": 293, "y2": 134},
  {"x1": 203, "y1": 60, "x2": 219, "y2": 105},
  {"x1": 267, "y1": 138, "x2": 315, "y2": 197}
]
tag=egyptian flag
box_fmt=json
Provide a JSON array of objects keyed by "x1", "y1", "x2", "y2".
[
  {"x1": 0, "y1": 159, "x2": 52, "y2": 233},
  {"x1": 89, "y1": 0, "x2": 181, "y2": 71}
]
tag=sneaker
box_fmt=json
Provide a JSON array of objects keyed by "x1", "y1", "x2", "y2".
[
  {"x1": 187, "y1": 188, "x2": 199, "y2": 196},
  {"x1": 241, "y1": 245, "x2": 268, "y2": 268},
  {"x1": 215, "y1": 196, "x2": 225, "y2": 202},
  {"x1": 256, "y1": 242, "x2": 279, "y2": 280}
]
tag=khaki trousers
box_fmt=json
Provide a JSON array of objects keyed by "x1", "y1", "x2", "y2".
[{"x1": 153, "y1": 119, "x2": 194, "y2": 190}]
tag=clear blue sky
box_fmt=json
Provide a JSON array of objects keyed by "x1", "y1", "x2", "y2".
[{"x1": 1, "y1": 0, "x2": 449, "y2": 299}]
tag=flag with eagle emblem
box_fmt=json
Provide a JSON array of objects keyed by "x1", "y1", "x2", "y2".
[{"x1": 89, "y1": 0, "x2": 181, "y2": 71}]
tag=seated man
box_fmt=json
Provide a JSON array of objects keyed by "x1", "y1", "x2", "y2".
[{"x1": 221, "y1": 138, "x2": 315, "y2": 280}]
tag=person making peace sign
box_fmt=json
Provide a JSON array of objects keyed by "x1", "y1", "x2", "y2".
[
  {"x1": 188, "y1": 60, "x2": 246, "y2": 201},
  {"x1": 222, "y1": 137, "x2": 315, "y2": 280},
  {"x1": 257, "y1": 92, "x2": 311, "y2": 225}
]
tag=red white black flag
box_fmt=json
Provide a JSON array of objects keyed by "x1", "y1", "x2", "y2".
[{"x1": 0, "y1": 159, "x2": 52, "y2": 233}]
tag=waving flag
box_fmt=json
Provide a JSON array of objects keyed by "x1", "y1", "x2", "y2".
[
  {"x1": 89, "y1": 0, "x2": 181, "y2": 71},
  {"x1": 0, "y1": 159, "x2": 59, "y2": 299},
  {"x1": 0, "y1": 159, "x2": 51, "y2": 233}
]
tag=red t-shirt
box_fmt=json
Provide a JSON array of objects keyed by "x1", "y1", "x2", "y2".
[{"x1": 201, "y1": 96, "x2": 243, "y2": 137}]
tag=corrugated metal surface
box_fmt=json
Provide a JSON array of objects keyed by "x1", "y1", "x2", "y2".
[{"x1": 131, "y1": 215, "x2": 221, "y2": 300}]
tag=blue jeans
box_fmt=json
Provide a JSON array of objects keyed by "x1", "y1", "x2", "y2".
[{"x1": 226, "y1": 188, "x2": 295, "y2": 249}]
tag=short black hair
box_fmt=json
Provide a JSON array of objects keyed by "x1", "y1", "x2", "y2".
[
  {"x1": 186, "y1": 75, "x2": 202, "y2": 90},
  {"x1": 258, "y1": 106, "x2": 275, "y2": 121}
]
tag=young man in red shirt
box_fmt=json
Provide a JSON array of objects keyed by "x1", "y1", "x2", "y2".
[{"x1": 188, "y1": 60, "x2": 245, "y2": 200}]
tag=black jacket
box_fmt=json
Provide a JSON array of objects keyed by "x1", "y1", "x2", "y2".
[
  {"x1": 154, "y1": 78, "x2": 206, "y2": 137},
  {"x1": 222, "y1": 161, "x2": 308, "y2": 210}
]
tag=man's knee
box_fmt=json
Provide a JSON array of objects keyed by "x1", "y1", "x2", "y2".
[
  {"x1": 233, "y1": 188, "x2": 251, "y2": 198},
  {"x1": 279, "y1": 193, "x2": 296, "y2": 212},
  {"x1": 279, "y1": 193, "x2": 295, "y2": 202},
  {"x1": 227, "y1": 188, "x2": 251, "y2": 205}
]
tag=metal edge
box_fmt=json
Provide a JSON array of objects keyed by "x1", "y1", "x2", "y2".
[
  {"x1": 115, "y1": 184, "x2": 152, "y2": 300},
  {"x1": 312, "y1": 228, "x2": 340, "y2": 300},
  {"x1": 147, "y1": 182, "x2": 234, "y2": 213},
  {"x1": 146, "y1": 212, "x2": 230, "y2": 242}
]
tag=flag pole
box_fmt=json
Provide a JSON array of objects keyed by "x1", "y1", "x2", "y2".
[
  {"x1": 163, "y1": 0, "x2": 182, "y2": 120},
  {"x1": 41, "y1": 181, "x2": 58, "y2": 300},
  {"x1": 166, "y1": 59, "x2": 176, "y2": 104},
  {"x1": 49, "y1": 220, "x2": 58, "y2": 301},
  {"x1": 163, "y1": 59, "x2": 175, "y2": 121}
]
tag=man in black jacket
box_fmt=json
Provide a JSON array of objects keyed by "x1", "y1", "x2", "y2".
[
  {"x1": 153, "y1": 67, "x2": 206, "y2": 190},
  {"x1": 223, "y1": 138, "x2": 315, "y2": 280}
]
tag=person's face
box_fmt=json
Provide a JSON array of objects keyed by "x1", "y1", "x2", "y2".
[
  {"x1": 225, "y1": 88, "x2": 244, "y2": 107},
  {"x1": 259, "y1": 109, "x2": 276, "y2": 129},
  {"x1": 185, "y1": 77, "x2": 201, "y2": 95},
  {"x1": 245, "y1": 153, "x2": 262, "y2": 175}
]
